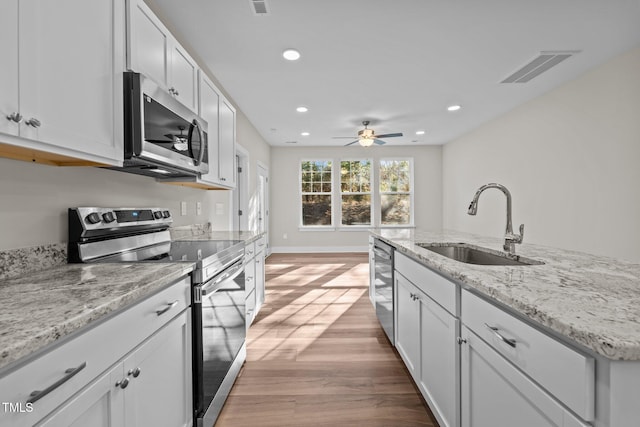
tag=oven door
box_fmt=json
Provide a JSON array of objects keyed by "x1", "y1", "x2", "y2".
[
  {"x1": 123, "y1": 71, "x2": 209, "y2": 177},
  {"x1": 193, "y1": 258, "x2": 246, "y2": 426}
]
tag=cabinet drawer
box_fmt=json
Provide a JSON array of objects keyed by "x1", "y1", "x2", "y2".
[
  {"x1": 245, "y1": 241, "x2": 256, "y2": 258},
  {"x1": 461, "y1": 289, "x2": 594, "y2": 421},
  {"x1": 255, "y1": 236, "x2": 267, "y2": 254},
  {"x1": 0, "y1": 276, "x2": 190, "y2": 426},
  {"x1": 395, "y1": 252, "x2": 456, "y2": 315}
]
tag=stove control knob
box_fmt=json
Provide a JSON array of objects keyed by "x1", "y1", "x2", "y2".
[
  {"x1": 102, "y1": 212, "x2": 116, "y2": 223},
  {"x1": 162, "y1": 210, "x2": 171, "y2": 218},
  {"x1": 85, "y1": 212, "x2": 101, "y2": 224},
  {"x1": 153, "y1": 211, "x2": 163, "y2": 219}
]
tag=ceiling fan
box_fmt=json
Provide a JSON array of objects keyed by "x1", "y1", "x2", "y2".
[{"x1": 333, "y1": 121, "x2": 403, "y2": 147}]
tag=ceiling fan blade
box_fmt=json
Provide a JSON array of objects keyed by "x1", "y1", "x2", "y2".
[
  {"x1": 374, "y1": 132, "x2": 403, "y2": 138},
  {"x1": 373, "y1": 139, "x2": 386, "y2": 145},
  {"x1": 344, "y1": 140, "x2": 359, "y2": 146},
  {"x1": 332, "y1": 136, "x2": 358, "y2": 139}
]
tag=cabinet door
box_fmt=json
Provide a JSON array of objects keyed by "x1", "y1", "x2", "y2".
[
  {"x1": 18, "y1": 0, "x2": 124, "y2": 164},
  {"x1": 461, "y1": 326, "x2": 589, "y2": 427},
  {"x1": 218, "y1": 97, "x2": 236, "y2": 187},
  {"x1": 169, "y1": 42, "x2": 198, "y2": 112},
  {"x1": 395, "y1": 274, "x2": 420, "y2": 376},
  {"x1": 36, "y1": 364, "x2": 125, "y2": 427},
  {"x1": 0, "y1": 1, "x2": 19, "y2": 137},
  {"x1": 125, "y1": 310, "x2": 192, "y2": 427},
  {"x1": 198, "y1": 72, "x2": 221, "y2": 185},
  {"x1": 419, "y1": 295, "x2": 459, "y2": 427},
  {"x1": 255, "y1": 251, "x2": 265, "y2": 312},
  {"x1": 127, "y1": 0, "x2": 169, "y2": 88},
  {"x1": 369, "y1": 243, "x2": 375, "y2": 307}
]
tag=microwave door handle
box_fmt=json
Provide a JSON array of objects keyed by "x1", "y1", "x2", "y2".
[{"x1": 188, "y1": 119, "x2": 205, "y2": 166}]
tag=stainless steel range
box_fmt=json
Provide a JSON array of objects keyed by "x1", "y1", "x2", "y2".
[{"x1": 68, "y1": 207, "x2": 246, "y2": 427}]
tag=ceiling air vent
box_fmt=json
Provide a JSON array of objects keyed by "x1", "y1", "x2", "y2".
[
  {"x1": 250, "y1": 0, "x2": 269, "y2": 15},
  {"x1": 501, "y1": 51, "x2": 580, "y2": 83}
]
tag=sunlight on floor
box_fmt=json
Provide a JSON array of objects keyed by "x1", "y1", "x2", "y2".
[{"x1": 247, "y1": 262, "x2": 368, "y2": 360}]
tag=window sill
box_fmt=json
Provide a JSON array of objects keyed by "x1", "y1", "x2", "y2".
[{"x1": 298, "y1": 226, "x2": 336, "y2": 232}]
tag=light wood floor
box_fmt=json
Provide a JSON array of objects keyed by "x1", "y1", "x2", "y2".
[{"x1": 214, "y1": 253, "x2": 439, "y2": 427}]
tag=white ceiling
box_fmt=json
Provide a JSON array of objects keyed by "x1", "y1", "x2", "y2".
[{"x1": 145, "y1": 0, "x2": 640, "y2": 147}]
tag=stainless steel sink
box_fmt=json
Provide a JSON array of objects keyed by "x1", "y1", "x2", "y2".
[{"x1": 416, "y1": 243, "x2": 544, "y2": 266}]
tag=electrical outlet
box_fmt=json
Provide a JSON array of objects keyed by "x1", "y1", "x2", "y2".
[
  {"x1": 196, "y1": 202, "x2": 202, "y2": 216},
  {"x1": 181, "y1": 201, "x2": 187, "y2": 216}
]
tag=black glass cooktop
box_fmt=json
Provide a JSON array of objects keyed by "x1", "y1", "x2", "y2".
[{"x1": 95, "y1": 240, "x2": 243, "y2": 263}]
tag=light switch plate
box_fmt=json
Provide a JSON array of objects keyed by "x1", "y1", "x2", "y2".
[
  {"x1": 196, "y1": 202, "x2": 202, "y2": 216},
  {"x1": 181, "y1": 201, "x2": 187, "y2": 216}
]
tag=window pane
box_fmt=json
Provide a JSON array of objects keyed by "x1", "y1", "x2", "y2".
[
  {"x1": 301, "y1": 182, "x2": 311, "y2": 192},
  {"x1": 341, "y1": 195, "x2": 371, "y2": 225},
  {"x1": 321, "y1": 182, "x2": 331, "y2": 192},
  {"x1": 381, "y1": 194, "x2": 410, "y2": 225},
  {"x1": 302, "y1": 195, "x2": 332, "y2": 226}
]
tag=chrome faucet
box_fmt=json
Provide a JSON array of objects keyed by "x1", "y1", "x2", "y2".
[{"x1": 467, "y1": 183, "x2": 524, "y2": 255}]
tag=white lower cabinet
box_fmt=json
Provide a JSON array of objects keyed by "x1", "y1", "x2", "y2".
[
  {"x1": 460, "y1": 325, "x2": 588, "y2": 427},
  {"x1": 36, "y1": 364, "x2": 125, "y2": 427},
  {"x1": 0, "y1": 277, "x2": 192, "y2": 427},
  {"x1": 38, "y1": 310, "x2": 191, "y2": 427},
  {"x1": 395, "y1": 270, "x2": 458, "y2": 427},
  {"x1": 124, "y1": 309, "x2": 192, "y2": 427},
  {"x1": 395, "y1": 274, "x2": 421, "y2": 375},
  {"x1": 419, "y1": 293, "x2": 459, "y2": 427}
]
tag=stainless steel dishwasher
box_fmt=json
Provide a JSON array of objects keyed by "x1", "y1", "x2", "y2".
[{"x1": 373, "y1": 238, "x2": 394, "y2": 345}]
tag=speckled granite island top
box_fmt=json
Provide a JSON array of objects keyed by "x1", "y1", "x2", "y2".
[
  {"x1": 372, "y1": 228, "x2": 640, "y2": 361},
  {"x1": 0, "y1": 262, "x2": 194, "y2": 372}
]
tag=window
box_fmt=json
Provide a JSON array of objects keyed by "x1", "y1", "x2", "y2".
[
  {"x1": 379, "y1": 159, "x2": 412, "y2": 225},
  {"x1": 301, "y1": 160, "x2": 332, "y2": 226},
  {"x1": 340, "y1": 160, "x2": 372, "y2": 226}
]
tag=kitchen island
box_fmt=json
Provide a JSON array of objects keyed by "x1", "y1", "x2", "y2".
[{"x1": 372, "y1": 228, "x2": 640, "y2": 427}]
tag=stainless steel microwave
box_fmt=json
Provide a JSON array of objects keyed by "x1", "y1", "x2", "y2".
[{"x1": 115, "y1": 71, "x2": 208, "y2": 178}]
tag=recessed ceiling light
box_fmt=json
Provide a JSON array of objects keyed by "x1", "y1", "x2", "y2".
[
  {"x1": 447, "y1": 105, "x2": 461, "y2": 112},
  {"x1": 301, "y1": 132, "x2": 310, "y2": 136},
  {"x1": 285, "y1": 141, "x2": 298, "y2": 144},
  {"x1": 296, "y1": 106, "x2": 308, "y2": 113},
  {"x1": 415, "y1": 130, "x2": 425, "y2": 135},
  {"x1": 283, "y1": 49, "x2": 301, "y2": 61}
]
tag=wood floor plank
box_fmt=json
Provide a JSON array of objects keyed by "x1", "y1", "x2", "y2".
[{"x1": 213, "y1": 253, "x2": 439, "y2": 427}]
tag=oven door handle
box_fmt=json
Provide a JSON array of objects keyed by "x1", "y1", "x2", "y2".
[{"x1": 201, "y1": 260, "x2": 244, "y2": 295}]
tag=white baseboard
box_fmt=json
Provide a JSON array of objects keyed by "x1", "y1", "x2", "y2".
[{"x1": 271, "y1": 245, "x2": 368, "y2": 253}]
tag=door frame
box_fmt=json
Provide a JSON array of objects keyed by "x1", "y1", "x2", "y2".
[{"x1": 231, "y1": 144, "x2": 249, "y2": 231}]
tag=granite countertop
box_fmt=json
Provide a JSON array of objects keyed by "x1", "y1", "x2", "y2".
[
  {"x1": 372, "y1": 228, "x2": 640, "y2": 361},
  {"x1": 0, "y1": 262, "x2": 194, "y2": 372},
  {"x1": 172, "y1": 228, "x2": 263, "y2": 243}
]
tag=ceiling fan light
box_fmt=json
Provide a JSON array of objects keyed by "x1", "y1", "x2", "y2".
[{"x1": 359, "y1": 138, "x2": 374, "y2": 147}]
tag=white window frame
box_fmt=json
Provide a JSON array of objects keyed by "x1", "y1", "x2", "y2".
[
  {"x1": 299, "y1": 158, "x2": 335, "y2": 230},
  {"x1": 338, "y1": 158, "x2": 374, "y2": 229},
  {"x1": 378, "y1": 157, "x2": 414, "y2": 228}
]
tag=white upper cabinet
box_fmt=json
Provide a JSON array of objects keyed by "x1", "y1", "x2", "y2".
[
  {"x1": 218, "y1": 97, "x2": 237, "y2": 187},
  {"x1": 127, "y1": 0, "x2": 198, "y2": 112},
  {"x1": 0, "y1": 0, "x2": 124, "y2": 166},
  {"x1": 0, "y1": 1, "x2": 19, "y2": 138},
  {"x1": 198, "y1": 72, "x2": 221, "y2": 185}
]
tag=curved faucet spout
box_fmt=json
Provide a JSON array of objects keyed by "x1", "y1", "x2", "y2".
[{"x1": 467, "y1": 183, "x2": 524, "y2": 254}]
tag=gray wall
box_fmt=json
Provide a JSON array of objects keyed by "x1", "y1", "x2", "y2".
[{"x1": 442, "y1": 46, "x2": 640, "y2": 262}]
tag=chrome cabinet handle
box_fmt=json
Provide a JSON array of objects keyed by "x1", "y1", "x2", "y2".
[
  {"x1": 156, "y1": 300, "x2": 179, "y2": 316},
  {"x1": 457, "y1": 337, "x2": 467, "y2": 344},
  {"x1": 485, "y1": 323, "x2": 517, "y2": 348},
  {"x1": 6, "y1": 112, "x2": 22, "y2": 123},
  {"x1": 25, "y1": 118, "x2": 41, "y2": 128},
  {"x1": 128, "y1": 367, "x2": 141, "y2": 378},
  {"x1": 220, "y1": 177, "x2": 226, "y2": 181},
  {"x1": 115, "y1": 378, "x2": 129, "y2": 389},
  {"x1": 27, "y1": 362, "x2": 87, "y2": 404}
]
